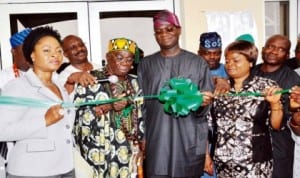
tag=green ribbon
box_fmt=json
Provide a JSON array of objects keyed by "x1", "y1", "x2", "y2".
[
  {"x1": 223, "y1": 88, "x2": 290, "y2": 97},
  {"x1": 0, "y1": 96, "x2": 57, "y2": 108},
  {"x1": 0, "y1": 96, "x2": 125, "y2": 108},
  {"x1": 158, "y1": 78, "x2": 203, "y2": 117},
  {"x1": 0, "y1": 78, "x2": 292, "y2": 117}
]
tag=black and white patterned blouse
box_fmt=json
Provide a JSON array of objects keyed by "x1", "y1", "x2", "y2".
[{"x1": 208, "y1": 75, "x2": 279, "y2": 178}]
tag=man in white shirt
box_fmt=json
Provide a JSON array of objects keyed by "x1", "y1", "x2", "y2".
[
  {"x1": 0, "y1": 28, "x2": 31, "y2": 177},
  {"x1": 57, "y1": 35, "x2": 101, "y2": 96}
]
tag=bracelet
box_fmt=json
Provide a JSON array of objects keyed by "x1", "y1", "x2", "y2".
[
  {"x1": 271, "y1": 108, "x2": 282, "y2": 111},
  {"x1": 271, "y1": 103, "x2": 283, "y2": 111}
]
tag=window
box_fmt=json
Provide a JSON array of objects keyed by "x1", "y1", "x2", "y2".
[
  {"x1": 264, "y1": 0, "x2": 289, "y2": 39},
  {"x1": 264, "y1": 0, "x2": 298, "y2": 52}
]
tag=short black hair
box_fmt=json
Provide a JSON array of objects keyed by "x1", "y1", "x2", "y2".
[{"x1": 22, "y1": 26, "x2": 62, "y2": 64}]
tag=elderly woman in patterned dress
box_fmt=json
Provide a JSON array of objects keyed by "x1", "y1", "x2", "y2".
[
  {"x1": 73, "y1": 38, "x2": 144, "y2": 178},
  {"x1": 207, "y1": 40, "x2": 283, "y2": 178}
]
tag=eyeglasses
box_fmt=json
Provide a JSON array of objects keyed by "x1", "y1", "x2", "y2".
[
  {"x1": 154, "y1": 25, "x2": 178, "y2": 35},
  {"x1": 265, "y1": 45, "x2": 287, "y2": 53}
]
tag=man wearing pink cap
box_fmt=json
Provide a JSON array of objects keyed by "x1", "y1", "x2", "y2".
[{"x1": 138, "y1": 10, "x2": 214, "y2": 178}]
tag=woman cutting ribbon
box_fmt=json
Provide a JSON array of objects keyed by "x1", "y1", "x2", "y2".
[
  {"x1": 208, "y1": 40, "x2": 283, "y2": 178},
  {"x1": 0, "y1": 26, "x2": 75, "y2": 178}
]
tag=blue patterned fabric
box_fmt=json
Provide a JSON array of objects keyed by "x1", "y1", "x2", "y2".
[
  {"x1": 9, "y1": 28, "x2": 31, "y2": 48},
  {"x1": 199, "y1": 32, "x2": 222, "y2": 49}
]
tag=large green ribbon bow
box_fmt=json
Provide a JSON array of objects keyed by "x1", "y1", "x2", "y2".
[{"x1": 158, "y1": 78, "x2": 203, "y2": 117}]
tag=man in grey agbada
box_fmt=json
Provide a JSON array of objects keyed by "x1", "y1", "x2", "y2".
[{"x1": 137, "y1": 10, "x2": 214, "y2": 178}]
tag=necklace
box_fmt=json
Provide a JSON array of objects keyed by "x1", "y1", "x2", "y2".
[
  {"x1": 99, "y1": 67, "x2": 140, "y2": 144},
  {"x1": 109, "y1": 75, "x2": 139, "y2": 144}
]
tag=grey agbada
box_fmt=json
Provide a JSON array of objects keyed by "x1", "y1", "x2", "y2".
[{"x1": 137, "y1": 50, "x2": 214, "y2": 177}]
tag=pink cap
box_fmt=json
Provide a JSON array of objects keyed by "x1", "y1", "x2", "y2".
[{"x1": 153, "y1": 10, "x2": 181, "y2": 28}]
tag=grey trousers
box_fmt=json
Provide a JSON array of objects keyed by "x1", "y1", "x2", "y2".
[{"x1": 7, "y1": 169, "x2": 75, "y2": 178}]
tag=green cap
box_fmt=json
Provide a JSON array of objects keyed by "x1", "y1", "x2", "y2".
[{"x1": 236, "y1": 34, "x2": 255, "y2": 44}]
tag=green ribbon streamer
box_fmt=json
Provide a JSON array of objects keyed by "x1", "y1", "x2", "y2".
[
  {"x1": 0, "y1": 78, "x2": 291, "y2": 117},
  {"x1": 0, "y1": 96, "x2": 127, "y2": 108},
  {"x1": 0, "y1": 96, "x2": 57, "y2": 108},
  {"x1": 73, "y1": 98, "x2": 122, "y2": 107},
  {"x1": 158, "y1": 78, "x2": 203, "y2": 117},
  {"x1": 224, "y1": 88, "x2": 290, "y2": 97}
]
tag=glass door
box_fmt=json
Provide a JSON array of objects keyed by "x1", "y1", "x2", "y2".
[{"x1": 0, "y1": 2, "x2": 89, "y2": 69}]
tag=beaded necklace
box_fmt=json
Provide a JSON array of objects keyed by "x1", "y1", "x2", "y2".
[
  {"x1": 110, "y1": 77, "x2": 139, "y2": 144},
  {"x1": 101, "y1": 68, "x2": 140, "y2": 144}
]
